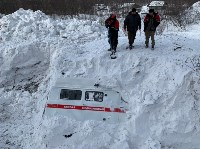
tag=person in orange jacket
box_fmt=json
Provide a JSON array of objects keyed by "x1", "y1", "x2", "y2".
[
  {"x1": 144, "y1": 9, "x2": 160, "y2": 49},
  {"x1": 105, "y1": 14, "x2": 119, "y2": 53}
]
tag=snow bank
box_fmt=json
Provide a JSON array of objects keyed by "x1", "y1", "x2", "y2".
[
  {"x1": 0, "y1": 8, "x2": 107, "y2": 92},
  {"x1": 0, "y1": 9, "x2": 107, "y2": 149},
  {"x1": 1, "y1": 8, "x2": 200, "y2": 149},
  {"x1": 0, "y1": 9, "x2": 106, "y2": 42},
  {"x1": 182, "y1": 1, "x2": 200, "y2": 25},
  {"x1": 180, "y1": 1, "x2": 200, "y2": 39}
]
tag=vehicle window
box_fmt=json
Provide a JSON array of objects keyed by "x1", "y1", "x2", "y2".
[
  {"x1": 60, "y1": 89, "x2": 82, "y2": 100},
  {"x1": 85, "y1": 91, "x2": 104, "y2": 102}
]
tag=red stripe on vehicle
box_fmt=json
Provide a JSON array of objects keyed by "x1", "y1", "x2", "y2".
[{"x1": 46, "y1": 104, "x2": 126, "y2": 113}]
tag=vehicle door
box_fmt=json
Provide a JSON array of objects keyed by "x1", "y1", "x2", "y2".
[{"x1": 45, "y1": 87, "x2": 84, "y2": 120}]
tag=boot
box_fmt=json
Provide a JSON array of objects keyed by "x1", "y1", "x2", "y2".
[
  {"x1": 129, "y1": 45, "x2": 133, "y2": 50},
  {"x1": 145, "y1": 41, "x2": 149, "y2": 48}
]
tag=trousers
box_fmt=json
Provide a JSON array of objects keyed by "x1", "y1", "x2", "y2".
[
  {"x1": 145, "y1": 31, "x2": 155, "y2": 46},
  {"x1": 128, "y1": 31, "x2": 136, "y2": 46}
]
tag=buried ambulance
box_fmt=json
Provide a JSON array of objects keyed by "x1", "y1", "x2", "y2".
[{"x1": 44, "y1": 78, "x2": 128, "y2": 122}]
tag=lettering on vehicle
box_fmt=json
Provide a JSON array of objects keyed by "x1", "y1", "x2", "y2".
[
  {"x1": 47, "y1": 104, "x2": 125, "y2": 113},
  {"x1": 64, "y1": 105, "x2": 75, "y2": 109}
]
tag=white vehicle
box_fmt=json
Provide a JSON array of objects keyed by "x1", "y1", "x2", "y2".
[{"x1": 44, "y1": 78, "x2": 128, "y2": 122}]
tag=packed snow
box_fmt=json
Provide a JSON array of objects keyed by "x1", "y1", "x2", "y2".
[{"x1": 0, "y1": 2, "x2": 200, "y2": 149}]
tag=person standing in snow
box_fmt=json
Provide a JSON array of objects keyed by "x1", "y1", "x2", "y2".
[
  {"x1": 105, "y1": 14, "x2": 119, "y2": 53},
  {"x1": 124, "y1": 8, "x2": 141, "y2": 50},
  {"x1": 144, "y1": 9, "x2": 160, "y2": 49}
]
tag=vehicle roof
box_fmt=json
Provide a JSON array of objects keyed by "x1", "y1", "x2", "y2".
[
  {"x1": 53, "y1": 78, "x2": 115, "y2": 91},
  {"x1": 149, "y1": 1, "x2": 165, "y2": 7}
]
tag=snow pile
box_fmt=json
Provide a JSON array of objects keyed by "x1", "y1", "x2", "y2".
[
  {"x1": 0, "y1": 9, "x2": 106, "y2": 42},
  {"x1": 1, "y1": 8, "x2": 200, "y2": 149},
  {"x1": 140, "y1": 5, "x2": 149, "y2": 15},
  {"x1": 182, "y1": 1, "x2": 200, "y2": 25},
  {"x1": 0, "y1": 9, "x2": 108, "y2": 149},
  {"x1": 0, "y1": 9, "x2": 107, "y2": 93},
  {"x1": 180, "y1": 1, "x2": 200, "y2": 40}
]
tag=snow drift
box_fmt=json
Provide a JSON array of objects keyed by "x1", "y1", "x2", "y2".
[
  {"x1": 0, "y1": 3, "x2": 200, "y2": 149},
  {"x1": 182, "y1": 1, "x2": 200, "y2": 25}
]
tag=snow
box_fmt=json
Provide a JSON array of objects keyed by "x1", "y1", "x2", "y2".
[
  {"x1": 1, "y1": 3, "x2": 200, "y2": 149},
  {"x1": 182, "y1": 1, "x2": 200, "y2": 25}
]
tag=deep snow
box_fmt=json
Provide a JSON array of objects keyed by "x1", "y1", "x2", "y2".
[{"x1": 0, "y1": 2, "x2": 200, "y2": 149}]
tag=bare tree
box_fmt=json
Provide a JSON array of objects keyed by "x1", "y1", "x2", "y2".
[{"x1": 0, "y1": 0, "x2": 198, "y2": 16}]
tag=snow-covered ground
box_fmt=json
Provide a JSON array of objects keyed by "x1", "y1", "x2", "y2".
[{"x1": 0, "y1": 2, "x2": 200, "y2": 149}]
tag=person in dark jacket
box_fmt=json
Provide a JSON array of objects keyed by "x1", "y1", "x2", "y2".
[
  {"x1": 124, "y1": 8, "x2": 141, "y2": 49},
  {"x1": 144, "y1": 9, "x2": 160, "y2": 49},
  {"x1": 105, "y1": 14, "x2": 119, "y2": 53}
]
